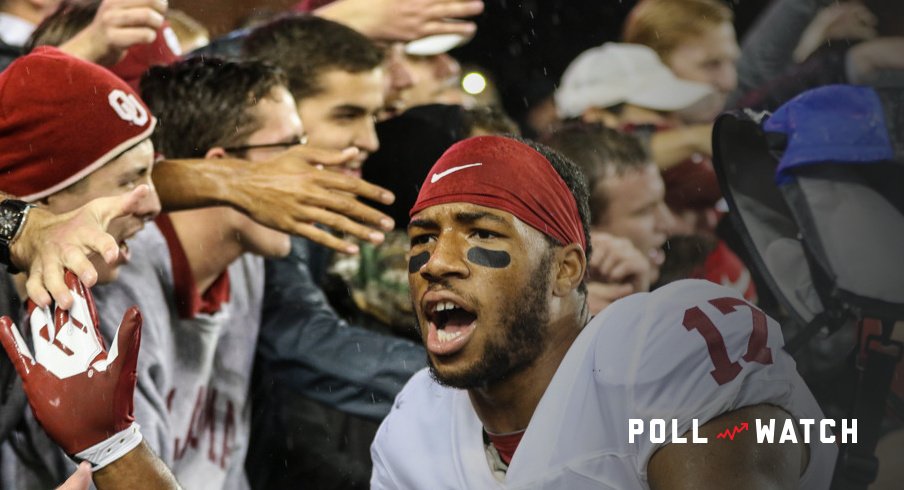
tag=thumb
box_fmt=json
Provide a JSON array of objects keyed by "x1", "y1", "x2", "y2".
[
  {"x1": 108, "y1": 306, "x2": 142, "y2": 376},
  {"x1": 107, "y1": 307, "x2": 142, "y2": 426},
  {"x1": 0, "y1": 316, "x2": 36, "y2": 380},
  {"x1": 91, "y1": 185, "x2": 150, "y2": 228}
]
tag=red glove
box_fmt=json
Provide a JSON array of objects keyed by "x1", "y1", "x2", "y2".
[{"x1": 0, "y1": 270, "x2": 143, "y2": 468}]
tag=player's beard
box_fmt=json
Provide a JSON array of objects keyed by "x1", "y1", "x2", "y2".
[{"x1": 426, "y1": 250, "x2": 553, "y2": 390}]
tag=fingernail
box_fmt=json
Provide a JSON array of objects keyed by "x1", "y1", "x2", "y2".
[
  {"x1": 369, "y1": 231, "x2": 385, "y2": 243},
  {"x1": 382, "y1": 192, "x2": 395, "y2": 203},
  {"x1": 346, "y1": 244, "x2": 360, "y2": 254},
  {"x1": 104, "y1": 248, "x2": 118, "y2": 262},
  {"x1": 380, "y1": 218, "x2": 394, "y2": 230}
]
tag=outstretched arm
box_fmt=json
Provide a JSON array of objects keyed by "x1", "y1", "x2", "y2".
[
  {"x1": 5, "y1": 186, "x2": 153, "y2": 309},
  {"x1": 153, "y1": 146, "x2": 396, "y2": 255}
]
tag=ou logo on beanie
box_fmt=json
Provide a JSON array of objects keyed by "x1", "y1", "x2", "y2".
[
  {"x1": 0, "y1": 47, "x2": 157, "y2": 202},
  {"x1": 109, "y1": 90, "x2": 150, "y2": 127}
]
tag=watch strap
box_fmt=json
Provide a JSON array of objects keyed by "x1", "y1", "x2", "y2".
[{"x1": 0, "y1": 199, "x2": 35, "y2": 273}]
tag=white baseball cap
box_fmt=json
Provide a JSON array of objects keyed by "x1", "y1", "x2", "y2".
[
  {"x1": 555, "y1": 43, "x2": 714, "y2": 118},
  {"x1": 405, "y1": 33, "x2": 467, "y2": 56}
]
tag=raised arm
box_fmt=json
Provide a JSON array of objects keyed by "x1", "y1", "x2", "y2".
[{"x1": 57, "y1": 0, "x2": 168, "y2": 66}]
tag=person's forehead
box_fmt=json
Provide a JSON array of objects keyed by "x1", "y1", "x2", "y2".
[
  {"x1": 409, "y1": 202, "x2": 548, "y2": 244},
  {"x1": 250, "y1": 87, "x2": 301, "y2": 126},
  {"x1": 677, "y1": 22, "x2": 739, "y2": 56},
  {"x1": 315, "y1": 68, "x2": 385, "y2": 101},
  {"x1": 411, "y1": 202, "x2": 515, "y2": 224},
  {"x1": 604, "y1": 166, "x2": 664, "y2": 202},
  {"x1": 82, "y1": 139, "x2": 155, "y2": 185}
]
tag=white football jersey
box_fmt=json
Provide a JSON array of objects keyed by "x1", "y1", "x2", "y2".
[{"x1": 371, "y1": 280, "x2": 837, "y2": 489}]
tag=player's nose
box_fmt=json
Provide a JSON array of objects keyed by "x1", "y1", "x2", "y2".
[{"x1": 420, "y1": 235, "x2": 469, "y2": 281}]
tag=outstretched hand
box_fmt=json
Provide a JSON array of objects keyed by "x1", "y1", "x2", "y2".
[
  {"x1": 232, "y1": 146, "x2": 397, "y2": 254},
  {"x1": 0, "y1": 271, "x2": 142, "y2": 466},
  {"x1": 11, "y1": 186, "x2": 152, "y2": 310}
]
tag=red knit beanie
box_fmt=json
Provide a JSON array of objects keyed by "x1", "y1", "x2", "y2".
[{"x1": 0, "y1": 47, "x2": 156, "y2": 202}]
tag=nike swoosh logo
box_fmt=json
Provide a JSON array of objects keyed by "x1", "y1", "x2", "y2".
[{"x1": 430, "y1": 163, "x2": 482, "y2": 183}]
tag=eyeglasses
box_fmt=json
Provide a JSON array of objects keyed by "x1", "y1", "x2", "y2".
[{"x1": 222, "y1": 135, "x2": 308, "y2": 154}]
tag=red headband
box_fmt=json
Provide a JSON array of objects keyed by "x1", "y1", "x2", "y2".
[{"x1": 410, "y1": 136, "x2": 586, "y2": 251}]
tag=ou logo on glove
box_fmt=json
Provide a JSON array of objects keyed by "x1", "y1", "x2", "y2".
[
  {"x1": 29, "y1": 287, "x2": 108, "y2": 379},
  {"x1": 0, "y1": 270, "x2": 143, "y2": 464}
]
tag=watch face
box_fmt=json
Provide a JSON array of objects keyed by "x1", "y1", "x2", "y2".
[{"x1": 0, "y1": 208, "x2": 17, "y2": 239}]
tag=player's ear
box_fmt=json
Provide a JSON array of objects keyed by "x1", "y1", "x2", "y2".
[
  {"x1": 552, "y1": 243, "x2": 586, "y2": 297},
  {"x1": 205, "y1": 147, "x2": 228, "y2": 160}
]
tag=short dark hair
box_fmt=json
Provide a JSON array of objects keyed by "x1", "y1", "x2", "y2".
[
  {"x1": 542, "y1": 123, "x2": 651, "y2": 223},
  {"x1": 519, "y1": 138, "x2": 592, "y2": 296},
  {"x1": 26, "y1": 0, "x2": 98, "y2": 52},
  {"x1": 139, "y1": 57, "x2": 288, "y2": 158},
  {"x1": 242, "y1": 14, "x2": 384, "y2": 101}
]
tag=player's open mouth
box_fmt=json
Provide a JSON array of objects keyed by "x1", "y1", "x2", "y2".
[{"x1": 424, "y1": 297, "x2": 477, "y2": 356}]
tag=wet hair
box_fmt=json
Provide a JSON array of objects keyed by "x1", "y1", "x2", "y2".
[
  {"x1": 242, "y1": 14, "x2": 384, "y2": 101},
  {"x1": 623, "y1": 0, "x2": 733, "y2": 61},
  {"x1": 542, "y1": 123, "x2": 651, "y2": 223},
  {"x1": 140, "y1": 57, "x2": 288, "y2": 158}
]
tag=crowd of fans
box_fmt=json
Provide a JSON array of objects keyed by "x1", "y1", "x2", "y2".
[{"x1": 0, "y1": 0, "x2": 901, "y2": 488}]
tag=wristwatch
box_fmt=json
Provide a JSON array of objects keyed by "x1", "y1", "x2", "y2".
[{"x1": 0, "y1": 199, "x2": 35, "y2": 273}]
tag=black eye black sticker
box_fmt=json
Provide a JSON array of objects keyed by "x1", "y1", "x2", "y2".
[
  {"x1": 408, "y1": 252, "x2": 430, "y2": 273},
  {"x1": 467, "y1": 247, "x2": 510, "y2": 268}
]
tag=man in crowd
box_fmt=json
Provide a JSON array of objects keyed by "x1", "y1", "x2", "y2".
[
  {"x1": 0, "y1": 46, "x2": 169, "y2": 488},
  {"x1": 294, "y1": 0, "x2": 474, "y2": 112},
  {"x1": 85, "y1": 57, "x2": 298, "y2": 489},
  {"x1": 371, "y1": 134, "x2": 837, "y2": 488},
  {"x1": 624, "y1": 0, "x2": 740, "y2": 116},
  {"x1": 243, "y1": 15, "x2": 426, "y2": 488},
  {"x1": 555, "y1": 42, "x2": 755, "y2": 300},
  {"x1": 544, "y1": 125, "x2": 664, "y2": 313},
  {"x1": 555, "y1": 42, "x2": 716, "y2": 172},
  {"x1": 244, "y1": 15, "x2": 384, "y2": 177}
]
